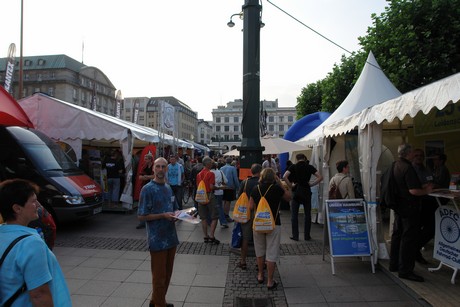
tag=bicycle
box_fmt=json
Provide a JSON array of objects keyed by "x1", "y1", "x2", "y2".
[{"x1": 182, "y1": 179, "x2": 194, "y2": 205}]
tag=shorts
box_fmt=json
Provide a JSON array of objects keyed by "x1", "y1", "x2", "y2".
[
  {"x1": 198, "y1": 194, "x2": 219, "y2": 220},
  {"x1": 253, "y1": 226, "x2": 281, "y2": 262},
  {"x1": 223, "y1": 189, "x2": 236, "y2": 201}
]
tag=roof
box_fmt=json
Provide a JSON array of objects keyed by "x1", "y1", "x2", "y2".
[
  {"x1": 0, "y1": 54, "x2": 86, "y2": 72},
  {"x1": 18, "y1": 93, "x2": 193, "y2": 148},
  {"x1": 296, "y1": 51, "x2": 401, "y2": 146}
]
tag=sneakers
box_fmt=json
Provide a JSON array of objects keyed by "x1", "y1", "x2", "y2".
[{"x1": 221, "y1": 224, "x2": 229, "y2": 229}]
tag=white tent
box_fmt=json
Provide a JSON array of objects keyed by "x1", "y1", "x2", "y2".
[
  {"x1": 19, "y1": 93, "x2": 193, "y2": 207},
  {"x1": 294, "y1": 52, "x2": 402, "y2": 240},
  {"x1": 296, "y1": 51, "x2": 402, "y2": 146}
]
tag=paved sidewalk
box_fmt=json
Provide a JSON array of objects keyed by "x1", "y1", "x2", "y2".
[{"x1": 54, "y1": 207, "x2": 429, "y2": 306}]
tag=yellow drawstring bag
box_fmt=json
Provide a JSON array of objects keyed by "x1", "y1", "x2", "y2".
[
  {"x1": 253, "y1": 184, "x2": 278, "y2": 233},
  {"x1": 232, "y1": 180, "x2": 250, "y2": 223}
]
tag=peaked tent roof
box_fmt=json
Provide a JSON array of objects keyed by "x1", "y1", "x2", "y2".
[
  {"x1": 18, "y1": 93, "x2": 193, "y2": 148},
  {"x1": 0, "y1": 86, "x2": 34, "y2": 128},
  {"x1": 330, "y1": 72, "x2": 460, "y2": 132},
  {"x1": 296, "y1": 51, "x2": 401, "y2": 146}
]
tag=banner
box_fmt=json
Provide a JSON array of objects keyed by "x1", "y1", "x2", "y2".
[
  {"x1": 414, "y1": 103, "x2": 460, "y2": 136},
  {"x1": 4, "y1": 43, "x2": 16, "y2": 93},
  {"x1": 115, "y1": 89, "x2": 122, "y2": 119},
  {"x1": 433, "y1": 206, "x2": 460, "y2": 269},
  {"x1": 132, "y1": 99, "x2": 140, "y2": 124},
  {"x1": 162, "y1": 101, "x2": 175, "y2": 131}
]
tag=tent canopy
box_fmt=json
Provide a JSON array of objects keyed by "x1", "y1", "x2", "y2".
[
  {"x1": 0, "y1": 86, "x2": 34, "y2": 128},
  {"x1": 19, "y1": 93, "x2": 193, "y2": 149},
  {"x1": 296, "y1": 51, "x2": 401, "y2": 146},
  {"x1": 324, "y1": 72, "x2": 460, "y2": 134}
]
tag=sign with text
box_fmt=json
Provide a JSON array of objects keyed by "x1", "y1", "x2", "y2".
[
  {"x1": 326, "y1": 199, "x2": 371, "y2": 257},
  {"x1": 434, "y1": 206, "x2": 460, "y2": 269},
  {"x1": 414, "y1": 103, "x2": 460, "y2": 136}
]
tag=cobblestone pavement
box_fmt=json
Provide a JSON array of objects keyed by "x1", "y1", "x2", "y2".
[{"x1": 56, "y1": 235, "x2": 326, "y2": 255}]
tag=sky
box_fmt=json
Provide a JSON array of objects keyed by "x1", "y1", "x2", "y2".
[{"x1": 1, "y1": 0, "x2": 388, "y2": 121}]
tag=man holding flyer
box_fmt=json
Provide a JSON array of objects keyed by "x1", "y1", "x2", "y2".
[{"x1": 138, "y1": 157, "x2": 178, "y2": 307}]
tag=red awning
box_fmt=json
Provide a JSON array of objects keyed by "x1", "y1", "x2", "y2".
[{"x1": 0, "y1": 86, "x2": 33, "y2": 128}]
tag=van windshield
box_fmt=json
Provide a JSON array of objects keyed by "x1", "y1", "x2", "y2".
[{"x1": 23, "y1": 143, "x2": 78, "y2": 172}]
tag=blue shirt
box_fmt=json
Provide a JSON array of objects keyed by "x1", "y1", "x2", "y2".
[
  {"x1": 138, "y1": 181, "x2": 179, "y2": 251},
  {"x1": 167, "y1": 163, "x2": 184, "y2": 186},
  {"x1": 220, "y1": 164, "x2": 240, "y2": 190},
  {"x1": 0, "y1": 225, "x2": 71, "y2": 307}
]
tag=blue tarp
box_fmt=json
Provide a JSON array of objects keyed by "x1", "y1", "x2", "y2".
[{"x1": 279, "y1": 112, "x2": 331, "y2": 175}]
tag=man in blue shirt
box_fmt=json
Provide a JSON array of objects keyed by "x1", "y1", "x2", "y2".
[
  {"x1": 138, "y1": 157, "x2": 179, "y2": 307},
  {"x1": 167, "y1": 154, "x2": 185, "y2": 210},
  {"x1": 220, "y1": 157, "x2": 240, "y2": 222}
]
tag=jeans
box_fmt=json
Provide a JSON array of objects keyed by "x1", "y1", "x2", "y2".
[
  {"x1": 171, "y1": 185, "x2": 183, "y2": 210},
  {"x1": 105, "y1": 177, "x2": 120, "y2": 202},
  {"x1": 290, "y1": 197, "x2": 312, "y2": 239},
  {"x1": 214, "y1": 194, "x2": 227, "y2": 226}
]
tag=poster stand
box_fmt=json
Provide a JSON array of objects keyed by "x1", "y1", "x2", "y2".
[{"x1": 322, "y1": 199, "x2": 375, "y2": 275}]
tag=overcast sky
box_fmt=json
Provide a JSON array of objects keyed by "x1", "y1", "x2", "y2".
[{"x1": 2, "y1": 0, "x2": 388, "y2": 121}]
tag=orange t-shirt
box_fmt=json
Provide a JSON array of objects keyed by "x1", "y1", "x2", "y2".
[{"x1": 196, "y1": 168, "x2": 215, "y2": 193}]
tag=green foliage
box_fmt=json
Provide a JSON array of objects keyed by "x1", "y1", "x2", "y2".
[
  {"x1": 296, "y1": 0, "x2": 460, "y2": 118},
  {"x1": 359, "y1": 0, "x2": 460, "y2": 93}
]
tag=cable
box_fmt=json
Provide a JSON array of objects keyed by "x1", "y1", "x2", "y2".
[
  {"x1": 266, "y1": 0, "x2": 353, "y2": 55},
  {"x1": 265, "y1": 0, "x2": 418, "y2": 88}
]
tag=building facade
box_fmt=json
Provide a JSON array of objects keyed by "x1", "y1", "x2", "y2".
[
  {"x1": 123, "y1": 96, "x2": 198, "y2": 142},
  {"x1": 211, "y1": 99, "x2": 296, "y2": 151},
  {"x1": 197, "y1": 119, "x2": 213, "y2": 146},
  {"x1": 0, "y1": 54, "x2": 118, "y2": 116}
]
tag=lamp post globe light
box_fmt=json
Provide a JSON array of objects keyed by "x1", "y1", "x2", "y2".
[{"x1": 229, "y1": 0, "x2": 265, "y2": 180}]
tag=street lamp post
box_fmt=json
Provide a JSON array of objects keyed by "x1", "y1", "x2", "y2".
[{"x1": 236, "y1": 0, "x2": 264, "y2": 179}]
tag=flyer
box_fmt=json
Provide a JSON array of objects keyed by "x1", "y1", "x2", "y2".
[{"x1": 175, "y1": 208, "x2": 201, "y2": 224}]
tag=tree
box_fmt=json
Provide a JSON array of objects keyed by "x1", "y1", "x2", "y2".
[
  {"x1": 296, "y1": 81, "x2": 322, "y2": 119},
  {"x1": 359, "y1": 0, "x2": 460, "y2": 93},
  {"x1": 296, "y1": 0, "x2": 460, "y2": 118}
]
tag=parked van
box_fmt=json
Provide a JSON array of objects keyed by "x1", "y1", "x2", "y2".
[{"x1": 0, "y1": 125, "x2": 103, "y2": 224}]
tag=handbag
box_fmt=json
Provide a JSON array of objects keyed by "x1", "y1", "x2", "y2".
[
  {"x1": 231, "y1": 222, "x2": 242, "y2": 248},
  {"x1": 232, "y1": 180, "x2": 250, "y2": 223}
]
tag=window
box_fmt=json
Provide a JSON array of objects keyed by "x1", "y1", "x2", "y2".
[
  {"x1": 234, "y1": 125, "x2": 239, "y2": 132},
  {"x1": 216, "y1": 117, "x2": 221, "y2": 123},
  {"x1": 268, "y1": 116, "x2": 274, "y2": 122},
  {"x1": 224, "y1": 135, "x2": 229, "y2": 141},
  {"x1": 47, "y1": 87, "x2": 54, "y2": 96},
  {"x1": 224, "y1": 117, "x2": 229, "y2": 123},
  {"x1": 234, "y1": 135, "x2": 239, "y2": 141},
  {"x1": 24, "y1": 74, "x2": 29, "y2": 81},
  {"x1": 224, "y1": 126, "x2": 230, "y2": 132},
  {"x1": 38, "y1": 59, "x2": 45, "y2": 66},
  {"x1": 288, "y1": 116, "x2": 293, "y2": 122},
  {"x1": 81, "y1": 91, "x2": 86, "y2": 101},
  {"x1": 279, "y1": 116, "x2": 284, "y2": 122},
  {"x1": 233, "y1": 116, "x2": 239, "y2": 122},
  {"x1": 268, "y1": 125, "x2": 274, "y2": 131},
  {"x1": 50, "y1": 72, "x2": 55, "y2": 79},
  {"x1": 279, "y1": 125, "x2": 284, "y2": 132},
  {"x1": 37, "y1": 73, "x2": 42, "y2": 81},
  {"x1": 216, "y1": 126, "x2": 221, "y2": 132},
  {"x1": 24, "y1": 60, "x2": 32, "y2": 66}
]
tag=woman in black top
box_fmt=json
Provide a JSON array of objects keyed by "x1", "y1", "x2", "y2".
[{"x1": 249, "y1": 168, "x2": 291, "y2": 290}]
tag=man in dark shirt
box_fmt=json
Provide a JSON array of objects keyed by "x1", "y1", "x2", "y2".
[
  {"x1": 389, "y1": 144, "x2": 432, "y2": 282},
  {"x1": 283, "y1": 153, "x2": 322, "y2": 241},
  {"x1": 103, "y1": 150, "x2": 124, "y2": 206}
]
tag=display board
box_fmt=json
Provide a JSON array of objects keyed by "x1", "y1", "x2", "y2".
[{"x1": 325, "y1": 199, "x2": 372, "y2": 257}]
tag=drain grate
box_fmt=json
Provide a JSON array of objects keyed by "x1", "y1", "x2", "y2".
[{"x1": 235, "y1": 297, "x2": 274, "y2": 307}]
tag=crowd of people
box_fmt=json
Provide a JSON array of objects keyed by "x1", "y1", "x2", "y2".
[{"x1": 1, "y1": 145, "x2": 452, "y2": 305}]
